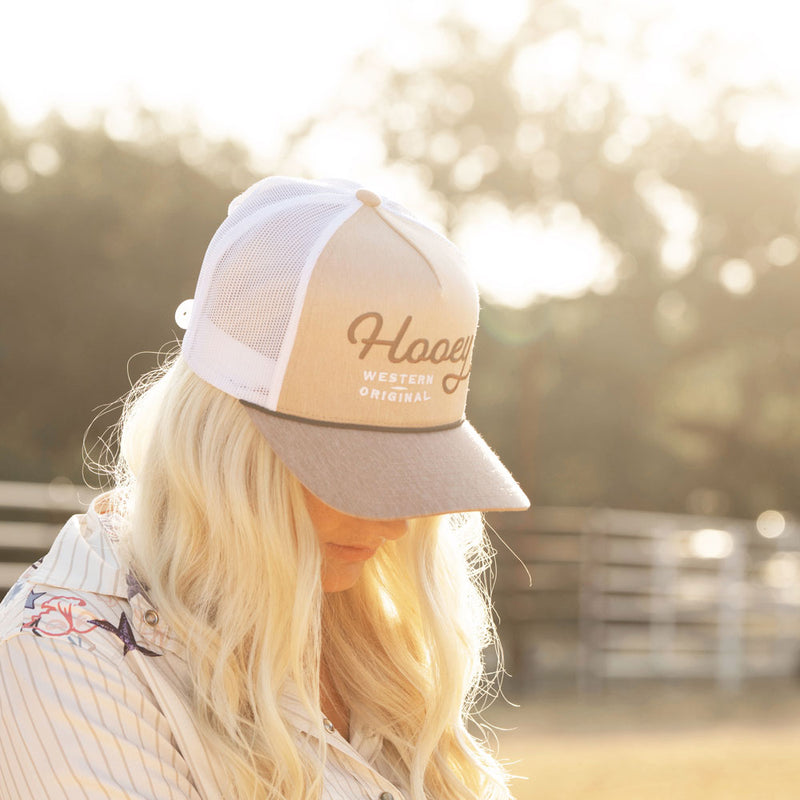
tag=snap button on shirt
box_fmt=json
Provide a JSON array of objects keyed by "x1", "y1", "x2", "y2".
[
  {"x1": 323, "y1": 717, "x2": 336, "y2": 734},
  {"x1": 379, "y1": 792, "x2": 394, "y2": 800},
  {"x1": 144, "y1": 609, "x2": 159, "y2": 626}
]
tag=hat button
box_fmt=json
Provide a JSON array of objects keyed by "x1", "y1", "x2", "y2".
[{"x1": 356, "y1": 188, "x2": 381, "y2": 207}]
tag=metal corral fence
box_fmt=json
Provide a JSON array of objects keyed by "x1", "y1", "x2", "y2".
[
  {"x1": 0, "y1": 481, "x2": 97, "y2": 591},
  {"x1": 2, "y1": 482, "x2": 799, "y2": 693},
  {"x1": 486, "y1": 506, "x2": 800, "y2": 693}
]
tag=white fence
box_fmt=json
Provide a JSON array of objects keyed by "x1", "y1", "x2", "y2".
[
  {"x1": 0, "y1": 480, "x2": 95, "y2": 590},
  {"x1": 2, "y1": 482, "x2": 800, "y2": 691},
  {"x1": 489, "y1": 506, "x2": 800, "y2": 691}
]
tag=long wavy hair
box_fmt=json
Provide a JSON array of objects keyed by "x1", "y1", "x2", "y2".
[{"x1": 109, "y1": 353, "x2": 511, "y2": 800}]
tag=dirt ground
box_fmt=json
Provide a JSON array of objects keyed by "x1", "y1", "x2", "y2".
[{"x1": 485, "y1": 682, "x2": 800, "y2": 800}]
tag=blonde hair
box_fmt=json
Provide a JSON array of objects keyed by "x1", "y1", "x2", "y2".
[{"x1": 110, "y1": 353, "x2": 511, "y2": 800}]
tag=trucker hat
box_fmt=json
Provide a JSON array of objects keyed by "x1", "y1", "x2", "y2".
[{"x1": 179, "y1": 176, "x2": 529, "y2": 519}]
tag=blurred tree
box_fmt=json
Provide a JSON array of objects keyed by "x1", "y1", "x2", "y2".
[
  {"x1": 0, "y1": 105, "x2": 259, "y2": 481},
  {"x1": 283, "y1": 0, "x2": 800, "y2": 517},
  {"x1": 3, "y1": 0, "x2": 800, "y2": 520}
]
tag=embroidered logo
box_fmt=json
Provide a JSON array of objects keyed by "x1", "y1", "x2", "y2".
[
  {"x1": 347, "y1": 312, "x2": 473, "y2": 396},
  {"x1": 22, "y1": 594, "x2": 98, "y2": 639}
]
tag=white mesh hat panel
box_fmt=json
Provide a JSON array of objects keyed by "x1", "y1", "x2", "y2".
[{"x1": 182, "y1": 178, "x2": 362, "y2": 407}]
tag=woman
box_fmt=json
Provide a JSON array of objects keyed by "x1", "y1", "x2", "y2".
[{"x1": 0, "y1": 176, "x2": 529, "y2": 799}]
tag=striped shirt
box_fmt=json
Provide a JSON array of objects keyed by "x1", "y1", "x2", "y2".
[{"x1": 0, "y1": 501, "x2": 407, "y2": 800}]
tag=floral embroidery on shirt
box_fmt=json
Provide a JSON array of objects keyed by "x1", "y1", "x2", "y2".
[{"x1": 22, "y1": 594, "x2": 99, "y2": 639}]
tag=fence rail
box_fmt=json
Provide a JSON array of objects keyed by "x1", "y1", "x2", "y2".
[
  {"x1": 2, "y1": 482, "x2": 799, "y2": 692},
  {"x1": 486, "y1": 505, "x2": 800, "y2": 691},
  {"x1": 0, "y1": 480, "x2": 96, "y2": 593}
]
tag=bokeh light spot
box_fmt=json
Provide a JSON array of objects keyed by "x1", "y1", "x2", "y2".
[
  {"x1": 688, "y1": 528, "x2": 734, "y2": 559},
  {"x1": 0, "y1": 161, "x2": 30, "y2": 193},
  {"x1": 756, "y1": 509, "x2": 786, "y2": 539},
  {"x1": 767, "y1": 236, "x2": 799, "y2": 267},
  {"x1": 718, "y1": 258, "x2": 755, "y2": 295},
  {"x1": 27, "y1": 142, "x2": 62, "y2": 176}
]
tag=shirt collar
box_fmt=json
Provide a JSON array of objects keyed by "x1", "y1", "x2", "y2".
[
  {"x1": 34, "y1": 493, "x2": 129, "y2": 599},
  {"x1": 33, "y1": 494, "x2": 182, "y2": 657}
]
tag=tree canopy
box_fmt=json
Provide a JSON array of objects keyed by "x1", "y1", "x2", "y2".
[{"x1": 2, "y1": 3, "x2": 800, "y2": 518}]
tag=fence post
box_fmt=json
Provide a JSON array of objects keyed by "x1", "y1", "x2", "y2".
[
  {"x1": 578, "y1": 511, "x2": 604, "y2": 692},
  {"x1": 650, "y1": 525, "x2": 677, "y2": 677},
  {"x1": 717, "y1": 523, "x2": 745, "y2": 691}
]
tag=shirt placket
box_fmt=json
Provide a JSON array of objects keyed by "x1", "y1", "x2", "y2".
[{"x1": 280, "y1": 691, "x2": 407, "y2": 800}]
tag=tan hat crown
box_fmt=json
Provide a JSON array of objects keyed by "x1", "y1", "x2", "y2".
[{"x1": 183, "y1": 176, "x2": 479, "y2": 431}]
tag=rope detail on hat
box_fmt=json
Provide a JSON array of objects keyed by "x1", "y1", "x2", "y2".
[{"x1": 240, "y1": 400, "x2": 464, "y2": 433}]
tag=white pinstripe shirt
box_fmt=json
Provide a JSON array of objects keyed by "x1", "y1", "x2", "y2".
[{"x1": 0, "y1": 502, "x2": 407, "y2": 800}]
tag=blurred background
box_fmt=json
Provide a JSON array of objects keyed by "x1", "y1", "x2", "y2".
[{"x1": 3, "y1": 0, "x2": 800, "y2": 796}]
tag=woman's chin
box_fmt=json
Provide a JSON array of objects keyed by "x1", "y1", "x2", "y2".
[{"x1": 321, "y1": 561, "x2": 365, "y2": 592}]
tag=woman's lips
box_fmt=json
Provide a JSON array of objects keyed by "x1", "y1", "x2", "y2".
[{"x1": 325, "y1": 543, "x2": 379, "y2": 562}]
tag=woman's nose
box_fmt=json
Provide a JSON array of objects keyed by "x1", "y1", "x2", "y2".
[
  {"x1": 351, "y1": 516, "x2": 407, "y2": 542},
  {"x1": 377, "y1": 518, "x2": 408, "y2": 541}
]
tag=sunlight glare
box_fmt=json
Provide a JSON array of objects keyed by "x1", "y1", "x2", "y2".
[
  {"x1": 288, "y1": 116, "x2": 387, "y2": 180},
  {"x1": 455, "y1": 199, "x2": 620, "y2": 307},
  {"x1": 452, "y1": 0, "x2": 529, "y2": 45},
  {"x1": 688, "y1": 528, "x2": 734, "y2": 559},
  {"x1": 511, "y1": 32, "x2": 584, "y2": 113}
]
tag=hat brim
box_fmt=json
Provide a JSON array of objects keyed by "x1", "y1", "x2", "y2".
[{"x1": 243, "y1": 405, "x2": 530, "y2": 520}]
